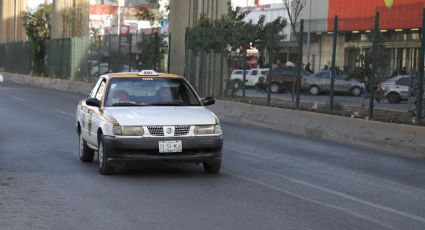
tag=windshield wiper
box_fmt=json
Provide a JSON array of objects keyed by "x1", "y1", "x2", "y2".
[
  {"x1": 111, "y1": 102, "x2": 144, "y2": 107},
  {"x1": 148, "y1": 101, "x2": 187, "y2": 106}
]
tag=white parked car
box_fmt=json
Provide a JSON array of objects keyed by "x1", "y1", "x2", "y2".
[
  {"x1": 76, "y1": 70, "x2": 223, "y2": 175},
  {"x1": 381, "y1": 75, "x2": 410, "y2": 103},
  {"x1": 230, "y1": 68, "x2": 269, "y2": 87}
]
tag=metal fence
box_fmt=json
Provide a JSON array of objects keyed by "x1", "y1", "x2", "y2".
[
  {"x1": 0, "y1": 32, "x2": 168, "y2": 82},
  {"x1": 182, "y1": 11, "x2": 425, "y2": 125}
]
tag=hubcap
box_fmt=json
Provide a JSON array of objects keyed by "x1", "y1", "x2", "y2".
[
  {"x1": 98, "y1": 143, "x2": 103, "y2": 167},
  {"x1": 271, "y1": 85, "x2": 279, "y2": 93},
  {"x1": 353, "y1": 88, "x2": 360, "y2": 96},
  {"x1": 311, "y1": 87, "x2": 318, "y2": 95}
]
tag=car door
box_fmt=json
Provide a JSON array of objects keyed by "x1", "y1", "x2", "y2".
[
  {"x1": 247, "y1": 69, "x2": 258, "y2": 86},
  {"x1": 81, "y1": 78, "x2": 103, "y2": 143},
  {"x1": 86, "y1": 79, "x2": 107, "y2": 146},
  {"x1": 335, "y1": 74, "x2": 348, "y2": 92},
  {"x1": 395, "y1": 77, "x2": 410, "y2": 99},
  {"x1": 231, "y1": 70, "x2": 243, "y2": 81},
  {"x1": 318, "y1": 71, "x2": 331, "y2": 91}
]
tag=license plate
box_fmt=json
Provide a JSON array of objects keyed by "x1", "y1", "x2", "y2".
[{"x1": 159, "y1": 141, "x2": 182, "y2": 153}]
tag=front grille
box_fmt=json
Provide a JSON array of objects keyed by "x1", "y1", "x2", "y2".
[
  {"x1": 175, "y1": 126, "x2": 190, "y2": 136},
  {"x1": 147, "y1": 126, "x2": 164, "y2": 136},
  {"x1": 147, "y1": 126, "x2": 191, "y2": 137}
]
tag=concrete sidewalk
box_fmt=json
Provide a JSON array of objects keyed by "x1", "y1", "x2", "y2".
[{"x1": 2, "y1": 72, "x2": 425, "y2": 159}]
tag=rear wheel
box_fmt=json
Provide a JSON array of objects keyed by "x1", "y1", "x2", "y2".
[
  {"x1": 234, "y1": 79, "x2": 242, "y2": 89},
  {"x1": 351, "y1": 87, "x2": 362, "y2": 97},
  {"x1": 309, "y1": 85, "x2": 320, "y2": 95},
  {"x1": 98, "y1": 136, "x2": 114, "y2": 175},
  {"x1": 270, "y1": 83, "x2": 281, "y2": 93},
  {"x1": 203, "y1": 159, "x2": 221, "y2": 174},
  {"x1": 387, "y1": 92, "x2": 401, "y2": 104},
  {"x1": 79, "y1": 132, "x2": 94, "y2": 162}
]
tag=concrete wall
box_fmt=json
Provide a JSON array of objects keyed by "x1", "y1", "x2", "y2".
[
  {"x1": 169, "y1": 0, "x2": 228, "y2": 76},
  {"x1": 209, "y1": 100, "x2": 425, "y2": 159},
  {"x1": 0, "y1": 0, "x2": 28, "y2": 43},
  {"x1": 51, "y1": 0, "x2": 90, "y2": 39}
]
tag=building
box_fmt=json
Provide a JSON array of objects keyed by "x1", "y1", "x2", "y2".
[
  {"x1": 300, "y1": 0, "x2": 425, "y2": 75},
  {"x1": 0, "y1": 0, "x2": 28, "y2": 43}
]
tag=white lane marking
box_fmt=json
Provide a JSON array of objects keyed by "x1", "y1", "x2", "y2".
[
  {"x1": 52, "y1": 109, "x2": 75, "y2": 118},
  {"x1": 10, "y1": 95, "x2": 26, "y2": 101},
  {"x1": 253, "y1": 168, "x2": 425, "y2": 224},
  {"x1": 228, "y1": 172, "x2": 397, "y2": 230}
]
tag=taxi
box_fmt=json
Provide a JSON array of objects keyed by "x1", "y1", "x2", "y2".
[{"x1": 76, "y1": 70, "x2": 223, "y2": 175}]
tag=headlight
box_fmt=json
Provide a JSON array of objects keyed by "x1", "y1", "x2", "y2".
[
  {"x1": 194, "y1": 125, "x2": 222, "y2": 135},
  {"x1": 113, "y1": 125, "x2": 144, "y2": 136}
]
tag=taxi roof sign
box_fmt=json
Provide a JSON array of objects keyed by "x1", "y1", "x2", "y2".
[{"x1": 138, "y1": 70, "x2": 159, "y2": 76}]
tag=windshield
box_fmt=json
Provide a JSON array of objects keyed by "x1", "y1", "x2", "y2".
[{"x1": 105, "y1": 77, "x2": 201, "y2": 107}]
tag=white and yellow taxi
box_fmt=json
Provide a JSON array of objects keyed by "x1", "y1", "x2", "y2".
[{"x1": 76, "y1": 70, "x2": 223, "y2": 175}]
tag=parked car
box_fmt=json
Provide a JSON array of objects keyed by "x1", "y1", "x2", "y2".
[
  {"x1": 301, "y1": 70, "x2": 365, "y2": 96},
  {"x1": 381, "y1": 75, "x2": 410, "y2": 103},
  {"x1": 256, "y1": 66, "x2": 309, "y2": 93},
  {"x1": 76, "y1": 70, "x2": 223, "y2": 175},
  {"x1": 230, "y1": 68, "x2": 269, "y2": 87},
  {"x1": 90, "y1": 62, "x2": 109, "y2": 76}
]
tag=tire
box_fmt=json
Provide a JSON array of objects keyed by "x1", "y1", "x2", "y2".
[
  {"x1": 79, "y1": 133, "x2": 94, "y2": 162},
  {"x1": 351, "y1": 87, "x2": 362, "y2": 97},
  {"x1": 234, "y1": 79, "x2": 242, "y2": 89},
  {"x1": 309, "y1": 85, "x2": 320, "y2": 95},
  {"x1": 387, "y1": 92, "x2": 401, "y2": 104},
  {"x1": 203, "y1": 159, "x2": 221, "y2": 174},
  {"x1": 98, "y1": 135, "x2": 114, "y2": 175},
  {"x1": 270, "y1": 83, "x2": 281, "y2": 93}
]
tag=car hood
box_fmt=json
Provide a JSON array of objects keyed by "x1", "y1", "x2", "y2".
[{"x1": 104, "y1": 106, "x2": 218, "y2": 126}]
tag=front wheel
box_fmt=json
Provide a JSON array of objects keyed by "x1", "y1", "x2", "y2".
[
  {"x1": 309, "y1": 85, "x2": 320, "y2": 95},
  {"x1": 387, "y1": 92, "x2": 401, "y2": 104},
  {"x1": 203, "y1": 159, "x2": 221, "y2": 174},
  {"x1": 269, "y1": 83, "x2": 281, "y2": 93},
  {"x1": 98, "y1": 136, "x2": 114, "y2": 175}
]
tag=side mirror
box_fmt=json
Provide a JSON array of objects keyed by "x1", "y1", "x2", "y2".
[
  {"x1": 201, "y1": 96, "x2": 215, "y2": 106},
  {"x1": 86, "y1": 98, "x2": 101, "y2": 107}
]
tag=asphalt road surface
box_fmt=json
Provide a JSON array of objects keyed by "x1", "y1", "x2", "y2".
[
  {"x1": 237, "y1": 88, "x2": 408, "y2": 112},
  {"x1": 1, "y1": 82, "x2": 425, "y2": 230}
]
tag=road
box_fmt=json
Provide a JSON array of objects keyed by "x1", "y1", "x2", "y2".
[
  {"x1": 237, "y1": 88, "x2": 408, "y2": 112},
  {"x1": 1, "y1": 82, "x2": 425, "y2": 230}
]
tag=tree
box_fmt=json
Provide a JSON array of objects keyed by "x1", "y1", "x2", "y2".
[
  {"x1": 23, "y1": 4, "x2": 51, "y2": 41},
  {"x1": 283, "y1": 0, "x2": 306, "y2": 38},
  {"x1": 23, "y1": 4, "x2": 51, "y2": 75}
]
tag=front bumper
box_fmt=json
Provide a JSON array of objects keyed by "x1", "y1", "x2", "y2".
[{"x1": 102, "y1": 135, "x2": 223, "y2": 163}]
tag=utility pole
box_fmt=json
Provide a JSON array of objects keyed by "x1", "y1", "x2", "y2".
[{"x1": 306, "y1": 0, "x2": 312, "y2": 64}]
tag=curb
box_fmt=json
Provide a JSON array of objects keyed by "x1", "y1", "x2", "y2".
[{"x1": 209, "y1": 100, "x2": 425, "y2": 159}]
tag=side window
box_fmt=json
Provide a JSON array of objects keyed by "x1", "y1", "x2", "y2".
[
  {"x1": 234, "y1": 70, "x2": 243, "y2": 75},
  {"x1": 261, "y1": 70, "x2": 268, "y2": 75},
  {"x1": 251, "y1": 70, "x2": 258, "y2": 76},
  {"x1": 396, "y1": 77, "x2": 410, "y2": 86},
  {"x1": 89, "y1": 78, "x2": 103, "y2": 98},
  {"x1": 95, "y1": 81, "x2": 106, "y2": 101},
  {"x1": 319, "y1": 72, "x2": 330, "y2": 79}
]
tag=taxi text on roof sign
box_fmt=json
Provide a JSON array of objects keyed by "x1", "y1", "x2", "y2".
[{"x1": 138, "y1": 70, "x2": 159, "y2": 76}]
